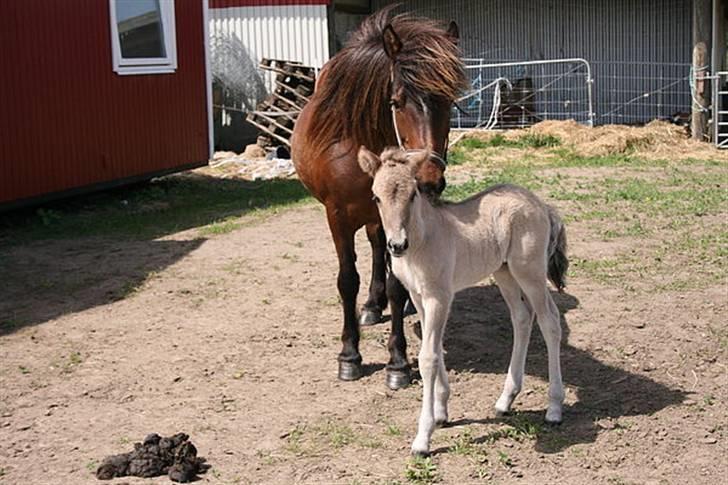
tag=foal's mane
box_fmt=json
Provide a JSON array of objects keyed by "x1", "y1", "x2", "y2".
[{"x1": 308, "y1": 6, "x2": 467, "y2": 155}]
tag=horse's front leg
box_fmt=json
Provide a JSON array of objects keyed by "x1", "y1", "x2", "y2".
[
  {"x1": 326, "y1": 208, "x2": 362, "y2": 381},
  {"x1": 411, "y1": 294, "x2": 451, "y2": 456},
  {"x1": 385, "y1": 272, "x2": 411, "y2": 389},
  {"x1": 360, "y1": 223, "x2": 387, "y2": 325}
]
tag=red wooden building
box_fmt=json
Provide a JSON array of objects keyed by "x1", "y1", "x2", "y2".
[{"x1": 0, "y1": 0, "x2": 212, "y2": 210}]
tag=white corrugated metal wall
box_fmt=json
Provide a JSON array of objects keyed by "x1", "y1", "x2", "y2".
[
  {"x1": 210, "y1": 4, "x2": 329, "y2": 93},
  {"x1": 372, "y1": 0, "x2": 693, "y2": 125}
]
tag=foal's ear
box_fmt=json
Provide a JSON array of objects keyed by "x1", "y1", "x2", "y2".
[
  {"x1": 358, "y1": 146, "x2": 381, "y2": 178},
  {"x1": 382, "y1": 24, "x2": 402, "y2": 60},
  {"x1": 407, "y1": 150, "x2": 431, "y2": 174},
  {"x1": 446, "y1": 21, "x2": 459, "y2": 45}
]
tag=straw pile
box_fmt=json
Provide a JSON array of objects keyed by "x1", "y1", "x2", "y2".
[{"x1": 461, "y1": 120, "x2": 728, "y2": 162}]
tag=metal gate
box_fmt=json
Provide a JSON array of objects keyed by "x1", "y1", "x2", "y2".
[
  {"x1": 712, "y1": 71, "x2": 728, "y2": 148},
  {"x1": 452, "y1": 58, "x2": 594, "y2": 130}
]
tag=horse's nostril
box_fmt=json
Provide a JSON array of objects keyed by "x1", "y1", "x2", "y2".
[{"x1": 387, "y1": 239, "x2": 408, "y2": 255}]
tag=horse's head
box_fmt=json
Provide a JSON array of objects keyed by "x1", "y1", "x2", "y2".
[
  {"x1": 358, "y1": 146, "x2": 430, "y2": 257},
  {"x1": 382, "y1": 20, "x2": 463, "y2": 197}
]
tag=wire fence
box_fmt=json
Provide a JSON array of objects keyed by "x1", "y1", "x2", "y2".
[
  {"x1": 594, "y1": 61, "x2": 691, "y2": 125},
  {"x1": 452, "y1": 59, "x2": 692, "y2": 129}
]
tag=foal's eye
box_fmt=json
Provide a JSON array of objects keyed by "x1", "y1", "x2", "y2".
[{"x1": 409, "y1": 191, "x2": 417, "y2": 202}]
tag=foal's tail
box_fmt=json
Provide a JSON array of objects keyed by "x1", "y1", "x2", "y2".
[{"x1": 546, "y1": 206, "x2": 569, "y2": 292}]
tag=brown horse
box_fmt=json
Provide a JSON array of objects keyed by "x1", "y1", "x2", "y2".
[{"x1": 290, "y1": 6, "x2": 467, "y2": 389}]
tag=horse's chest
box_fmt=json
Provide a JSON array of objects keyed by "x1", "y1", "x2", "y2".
[{"x1": 391, "y1": 258, "x2": 426, "y2": 295}]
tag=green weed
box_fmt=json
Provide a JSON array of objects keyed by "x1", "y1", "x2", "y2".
[{"x1": 405, "y1": 456, "x2": 439, "y2": 484}]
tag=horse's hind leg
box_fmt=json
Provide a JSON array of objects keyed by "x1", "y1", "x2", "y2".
[
  {"x1": 326, "y1": 208, "x2": 363, "y2": 381},
  {"x1": 360, "y1": 223, "x2": 387, "y2": 326},
  {"x1": 510, "y1": 269, "x2": 565, "y2": 424},
  {"x1": 385, "y1": 273, "x2": 411, "y2": 389},
  {"x1": 493, "y1": 266, "x2": 534, "y2": 416}
]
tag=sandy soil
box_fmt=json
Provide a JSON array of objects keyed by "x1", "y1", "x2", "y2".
[{"x1": 1, "y1": 191, "x2": 726, "y2": 484}]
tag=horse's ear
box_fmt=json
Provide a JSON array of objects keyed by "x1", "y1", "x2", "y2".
[
  {"x1": 358, "y1": 146, "x2": 381, "y2": 178},
  {"x1": 382, "y1": 24, "x2": 402, "y2": 60},
  {"x1": 446, "y1": 21, "x2": 459, "y2": 45}
]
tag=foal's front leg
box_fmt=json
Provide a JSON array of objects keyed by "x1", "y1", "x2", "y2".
[
  {"x1": 412, "y1": 294, "x2": 451, "y2": 456},
  {"x1": 410, "y1": 292, "x2": 449, "y2": 425}
]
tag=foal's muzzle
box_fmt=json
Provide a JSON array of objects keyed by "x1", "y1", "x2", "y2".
[{"x1": 387, "y1": 238, "x2": 409, "y2": 257}]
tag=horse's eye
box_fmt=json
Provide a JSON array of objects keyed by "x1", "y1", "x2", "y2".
[
  {"x1": 372, "y1": 195, "x2": 380, "y2": 204},
  {"x1": 409, "y1": 191, "x2": 417, "y2": 202}
]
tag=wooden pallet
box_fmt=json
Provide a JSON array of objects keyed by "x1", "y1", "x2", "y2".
[{"x1": 246, "y1": 58, "x2": 316, "y2": 148}]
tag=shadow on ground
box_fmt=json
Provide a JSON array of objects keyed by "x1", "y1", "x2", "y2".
[
  {"x1": 432, "y1": 284, "x2": 686, "y2": 453},
  {"x1": 0, "y1": 174, "x2": 310, "y2": 335}
]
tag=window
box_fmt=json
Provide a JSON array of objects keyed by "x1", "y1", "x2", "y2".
[{"x1": 109, "y1": 0, "x2": 177, "y2": 75}]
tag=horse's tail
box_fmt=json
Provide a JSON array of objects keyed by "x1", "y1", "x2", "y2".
[{"x1": 546, "y1": 206, "x2": 569, "y2": 292}]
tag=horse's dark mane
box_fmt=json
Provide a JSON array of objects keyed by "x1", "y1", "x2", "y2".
[{"x1": 307, "y1": 6, "x2": 467, "y2": 155}]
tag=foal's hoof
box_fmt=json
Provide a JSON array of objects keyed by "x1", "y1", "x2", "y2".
[
  {"x1": 410, "y1": 448, "x2": 431, "y2": 458},
  {"x1": 338, "y1": 361, "x2": 363, "y2": 381},
  {"x1": 385, "y1": 369, "x2": 411, "y2": 390},
  {"x1": 359, "y1": 308, "x2": 383, "y2": 326}
]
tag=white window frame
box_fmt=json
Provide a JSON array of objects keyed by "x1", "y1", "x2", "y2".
[{"x1": 109, "y1": 0, "x2": 177, "y2": 75}]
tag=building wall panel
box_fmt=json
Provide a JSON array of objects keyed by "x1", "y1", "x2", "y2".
[
  {"x1": 372, "y1": 0, "x2": 693, "y2": 125},
  {"x1": 209, "y1": 3, "x2": 330, "y2": 93},
  {"x1": 0, "y1": 0, "x2": 209, "y2": 206}
]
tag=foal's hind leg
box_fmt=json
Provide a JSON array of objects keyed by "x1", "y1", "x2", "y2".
[
  {"x1": 360, "y1": 223, "x2": 387, "y2": 326},
  {"x1": 510, "y1": 269, "x2": 565, "y2": 423},
  {"x1": 493, "y1": 267, "x2": 534, "y2": 416},
  {"x1": 326, "y1": 208, "x2": 363, "y2": 381}
]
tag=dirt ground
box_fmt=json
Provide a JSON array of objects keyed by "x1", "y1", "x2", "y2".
[{"x1": 1, "y1": 142, "x2": 727, "y2": 484}]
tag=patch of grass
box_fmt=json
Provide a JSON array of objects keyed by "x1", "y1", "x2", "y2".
[
  {"x1": 517, "y1": 133, "x2": 561, "y2": 148},
  {"x1": 478, "y1": 413, "x2": 545, "y2": 445},
  {"x1": 405, "y1": 456, "x2": 439, "y2": 484},
  {"x1": 198, "y1": 217, "x2": 242, "y2": 236},
  {"x1": 285, "y1": 420, "x2": 382, "y2": 456},
  {"x1": 85, "y1": 460, "x2": 98, "y2": 473},
  {"x1": 385, "y1": 424, "x2": 402, "y2": 436},
  {"x1": 18, "y1": 366, "x2": 30, "y2": 375},
  {"x1": 496, "y1": 450, "x2": 514, "y2": 468},
  {"x1": 62, "y1": 351, "x2": 83, "y2": 373},
  {"x1": 443, "y1": 165, "x2": 538, "y2": 201},
  {"x1": 0, "y1": 175, "x2": 312, "y2": 244},
  {"x1": 449, "y1": 428, "x2": 480, "y2": 456}
]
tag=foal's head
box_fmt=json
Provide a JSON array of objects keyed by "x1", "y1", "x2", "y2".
[{"x1": 358, "y1": 147, "x2": 429, "y2": 257}]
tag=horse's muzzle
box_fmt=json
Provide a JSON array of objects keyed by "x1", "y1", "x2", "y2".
[{"x1": 387, "y1": 238, "x2": 409, "y2": 257}]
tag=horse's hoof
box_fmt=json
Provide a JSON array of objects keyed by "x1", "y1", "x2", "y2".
[
  {"x1": 338, "y1": 361, "x2": 363, "y2": 381},
  {"x1": 359, "y1": 308, "x2": 383, "y2": 326},
  {"x1": 410, "y1": 449, "x2": 431, "y2": 458},
  {"x1": 386, "y1": 369, "x2": 411, "y2": 390}
]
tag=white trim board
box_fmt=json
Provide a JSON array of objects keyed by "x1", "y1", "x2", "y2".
[{"x1": 109, "y1": 0, "x2": 178, "y2": 76}]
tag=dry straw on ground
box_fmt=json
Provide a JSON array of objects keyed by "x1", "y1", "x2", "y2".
[{"x1": 458, "y1": 120, "x2": 728, "y2": 161}]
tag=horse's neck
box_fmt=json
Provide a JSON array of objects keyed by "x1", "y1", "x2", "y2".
[{"x1": 415, "y1": 198, "x2": 453, "y2": 245}]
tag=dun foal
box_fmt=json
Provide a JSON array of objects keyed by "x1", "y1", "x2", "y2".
[{"x1": 358, "y1": 147, "x2": 569, "y2": 456}]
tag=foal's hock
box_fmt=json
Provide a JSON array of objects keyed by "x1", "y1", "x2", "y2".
[{"x1": 359, "y1": 147, "x2": 568, "y2": 456}]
